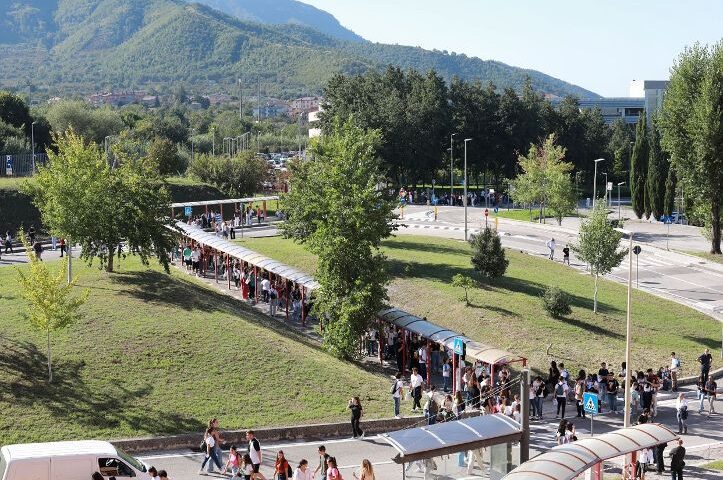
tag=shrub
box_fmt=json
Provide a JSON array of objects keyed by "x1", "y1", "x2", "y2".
[
  {"x1": 542, "y1": 286, "x2": 572, "y2": 317},
  {"x1": 469, "y1": 227, "x2": 508, "y2": 279},
  {"x1": 451, "y1": 273, "x2": 477, "y2": 305}
]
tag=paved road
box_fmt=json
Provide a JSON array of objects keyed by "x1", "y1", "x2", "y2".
[
  {"x1": 397, "y1": 205, "x2": 723, "y2": 322},
  {"x1": 135, "y1": 386, "x2": 722, "y2": 479}
]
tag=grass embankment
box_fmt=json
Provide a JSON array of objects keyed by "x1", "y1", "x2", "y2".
[
  {"x1": 0, "y1": 257, "x2": 389, "y2": 444},
  {"x1": 702, "y1": 460, "x2": 723, "y2": 471},
  {"x1": 235, "y1": 235, "x2": 720, "y2": 376},
  {"x1": 687, "y1": 251, "x2": 723, "y2": 265}
]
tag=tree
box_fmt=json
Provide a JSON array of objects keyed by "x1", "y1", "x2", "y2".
[
  {"x1": 281, "y1": 117, "x2": 396, "y2": 359},
  {"x1": 664, "y1": 167, "x2": 677, "y2": 217},
  {"x1": 16, "y1": 233, "x2": 89, "y2": 382},
  {"x1": 469, "y1": 227, "x2": 508, "y2": 279},
  {"x1": 0, "y1": 91, "x2": 32, "y2": 131},
  {"x1": 24, "y1": 130, "x2": 176, "y2": 272},
  {"x1": 451, "y1": 274, "x2": 477, "y2": 306},
  {"x1": 189, "y1": 151, "x2": 267, "y2": 197},
  {"x1": 660, "y1": 42, "x2": 723, "y2": 254},
  {"x1": 45, "y1": 100, "x2": 124, "y2": 145},
  {"x1": 572, "y1": 204, "x2": 628, "y2": 313},
  {"x1": 608, "y1": 118, "x2": 635, "y2": 179},
  {"x1": 511, "y1": 134, "x2": 575, "y2": 225},
  {"x1": 646, "y1": 120, "x2": 668, "y2": 220},
  {"x1": 630, "y1": 114, "x2": 649, "y2": 219},
  {"x1": 147, "y1": 137, "x2": 184, "y2": 175}
]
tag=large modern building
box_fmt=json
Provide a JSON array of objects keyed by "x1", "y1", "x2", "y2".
[{"x1": 577, "y1": 80, "x2": 669, "y2": 125}]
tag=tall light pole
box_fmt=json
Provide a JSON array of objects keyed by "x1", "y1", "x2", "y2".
[
  {"x1": 615, "y1": 227, "x2": 634, "y2": 430},
  {"x1": 464, "y1": 138, "x2": 473, "y2": 240},
  {"x1": 212, "y1": 127, "x2": 216, "y2": 156},
  {"x1": 617, "y1": 181, "x2": 625, "y2": 221},
  {"x1": 31, "y1": 121, "x2": 37, "y2": 173},
  {"x1": 603, "y1": 172, "x2": 609, "y2": 207},
  {"x1": 238, "y1": 78, "x2": 243, "y2": 120},
  {"x1": 592, "y1": 158, "x2": 604, "y2": 208},
  {"x1": 449, "y1": 133, "x2": 457, "y2": 206}
]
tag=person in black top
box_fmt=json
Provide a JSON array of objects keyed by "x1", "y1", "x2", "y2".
[
  {"x1": 314, "y1": 446, "x2": 331, "y2": 480},
  {"x1": 598, "y1": 362, "x2": 609, "y2": 409},
  {"x1": 668, "y1": 439, "x2": 685, "y2": 480},
  {"x1": 562, "y1": 245, "x2": 570, "y2": 265},
  {"x1": 548, "y1": 361, "x2": 560, "y2": 388},
  {"x1": 698, "y1": 348, "x2": 713, "y2": 383},
  {"x1": 349, "y1": 396, "x2": 364, "y2": 438}
]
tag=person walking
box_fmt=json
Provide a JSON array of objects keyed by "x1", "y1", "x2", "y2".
[
  {"x1": 574, "y1": 377, "x2": 586, "y2": 418},
  {"x1": 292, "y1": 459, "x2": 313, "y2": 480},
  {"x1": 696, "y1": 376, "x2": 707, "y2": 414},
  {"x1": 325, "y1": 458, "x2": 342, "y2": 480},
  {"x1": 246, "y1": 430, "x2": 265, "y2": 479},
  {"x1": 32, "y1": 240, "x2": 43, "y2": 261},
  {"x1": 668, "y1": 439, "x2": 685, "y2": 480},
  {"x1": 59, "y1": 238, "x2": 66, "y2": 258},
  {"x1": 391, "y1": 372, "x2": 404, "y2": 418},
  {"x1": 654, "y1": 442, "x2": 666, "y2": 475},
  {"x1": 314, "y1": 446, "x2": 330, "y2": 480},
  {"x1": 222, "y1": 445, "x2": 241, "y2": 477},
  {"x1": 273, "y1": 451, "x2": 292, "y2": 480},
  {"x1": 28, "y1": 225, "x2": 36, "y2": 245},
  {"x1": 349, "y1": 396, "x2": 364, "y2": 438},
  {"x1": 705, "y1": 376, "x2": 717, "y2": 415},
  {"x1": 670, "y1": 352, "x2": 681, "y2": 392},
  {"x1": 199, "y1": 427, "x2": 222, "y2": 475},
  {"x1": 4, "y1": 231, "x2": 12, "y2": 254},
  {"x1": 410, "y1": 367, "x2": 424, "y2": 412},
  {"x1": 675, "y1": 393, "x2": 688, "y2": 435},
  {"x1": 546, "y1": 238, "x2": 556, "y2": 260},
  {"x1": 352, "y1": 459, "x2": 375, "y2": 480},
  {"x1": 698, "y1": 348, "x2": 713, "y2": 383},
  {"x1": 562, "y1": 244, "x2": 570, "y2": 265}
]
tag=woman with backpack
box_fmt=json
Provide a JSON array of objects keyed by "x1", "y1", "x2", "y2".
[
  {"x1": 326, "y1": 457, "x2": 342, "y2": 480},
  {"x1": 274, "y1": 450, "x2": 292, "y2": 480},
  {"x1": 676, "y1": 392, "x2": 689, "y2": 434}
]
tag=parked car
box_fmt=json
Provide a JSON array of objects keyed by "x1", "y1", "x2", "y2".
[{"x1": 0, "y1": 440, "x2": 149, "y2": 480}]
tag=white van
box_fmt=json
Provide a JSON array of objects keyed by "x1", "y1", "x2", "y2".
[{"x1": 0, "y1": 440, "x2": 149, "y2": 480}]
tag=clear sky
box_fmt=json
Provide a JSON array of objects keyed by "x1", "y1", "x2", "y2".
[{"x1": 301, "y1": 0, "x2": 722, "y2": 97}]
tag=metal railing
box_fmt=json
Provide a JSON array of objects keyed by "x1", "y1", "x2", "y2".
[{"x1": 1, "y1": 153, "x2": 49, "y2": 177}]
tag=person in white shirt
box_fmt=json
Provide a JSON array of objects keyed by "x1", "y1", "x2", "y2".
[
  {"x1": 261, "y1": 276, "x2": 271, "y2": 303},
  {"x1": 670, "y1": 352, "x2": 681, "y2": 391},
  {"x1": 676, "y1": 393, "x2": 688, "y2": 434},
  {"x1": 410, "y1": 368, "x2": 424, "y2": 412},
  {"x1": 554, "y1": 377, "x2": 570, "y2": 419},
  {"x1": 442, "y1": 359, "x2": 451, "y2": 392},
  {"x1": 391, "y1": 372, "x2": 404, "y2": 418},
  {"x1": 418, "y1": 344, "x2": 428, "y2": 379},
  {"x1": 547, "y1": 238, "x2": 556, "y2": 260},
  {"x1": 292, "y1": 459, "x2": 313, "y2": 480}
]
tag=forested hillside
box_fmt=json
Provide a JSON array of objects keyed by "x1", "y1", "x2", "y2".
[{"x1": 0, "y1": 0, "x2": 599, "y2": 98}]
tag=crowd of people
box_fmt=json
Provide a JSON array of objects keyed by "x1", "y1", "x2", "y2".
[
  {"x1": 150, "y1": 419, "x2": 378, "y2": 480},
  {"x1": 396, "y1": 186, "x2": 509, "y2": 208}
]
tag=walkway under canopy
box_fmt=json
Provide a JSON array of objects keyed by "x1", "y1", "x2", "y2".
[{"x1": 502, "y1": 423, "x2": 679, "y2": 480}]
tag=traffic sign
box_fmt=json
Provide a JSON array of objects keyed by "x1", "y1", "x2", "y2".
[
  {"x1": 633, "y1": 245, "x2": 641, "y2": 255},
  {"x1": 484, "y1": 208, "x2": 489, "y2": 217},
  {"x1": 184, "y1": 206, "x2": 192, "y2": 217},
  {"x1": 5, "y1": 155, "x2": 12, "y2": 176},
  {"x1": 453, "y1": 337, "x2": 465, "y2": 356},
  {"x1": 606, "y1": 181, "x2": 613, "y2": 191},
  {"x1": 583, "y1": 392, "x2": 598, "y2": 415}
]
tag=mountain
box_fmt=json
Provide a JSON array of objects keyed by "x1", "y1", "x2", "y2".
[
  {"x1": 191, "y1": 0, "x2": 364, "y2": 42},
  {"x1": 0, "y1": 0, "x2": 600, "y2": 99}
]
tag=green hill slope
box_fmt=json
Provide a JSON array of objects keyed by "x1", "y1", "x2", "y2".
[{"x1": 0, "y1": 0, "x2": 599, "y2": 98}]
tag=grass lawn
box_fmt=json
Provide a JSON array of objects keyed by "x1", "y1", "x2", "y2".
[
  {"x1": 687, "y1": 251, "x2": 723, "y2": 265},
  {"x1": 494, "y1": 209, "x2": 551, "y2": 222},
  {"x1": 234, "y1": 235, "x2": 720, "y2": 377},
  {"x1": 0, "y1": 176, "x2": 30, "y2": 191},
  {"x1": 702, "y1": 459, "x2": 723, "y2": 470},
  {"x1": 0, "y1": 257, "x2": 390, "y2": 444}
]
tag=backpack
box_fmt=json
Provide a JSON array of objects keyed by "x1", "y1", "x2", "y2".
[
  {"x1": 555, "y1": 383, "x2": 564, "y2": 397},
  {"x1": 389, "y1": 380, "x2": 398, "y2": 395},
  {"x1": 428, "y1": 397, "x2": 438, "y2": 415}
]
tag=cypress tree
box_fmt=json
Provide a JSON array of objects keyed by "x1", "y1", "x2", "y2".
[
  {"x1": 630, "y1": 114, "x2": 649, "y2": 219},
  {"x1": 646, "y1": 122, "x2": 667, "y2": 220},
  {"x1": 664, "y1": 167, "x2": 677, "y2": 217}
]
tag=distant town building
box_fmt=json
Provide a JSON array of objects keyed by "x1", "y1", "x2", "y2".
[
  {"x1": 141, "y1": 95, "x2": 159, "y2": 107},
  {"x1": 308, "y1": 109, "x2": 322, "y2": 138},
  {"x1": 204, "y1": 93, "x2": 233, "y2": 106},
  {"x1": 576, "y1": 80, "x2": 669, "y2": 125},
  {"x1": 253, "y1": 98, "x2": 289, "y2": 119},
  {"x1": 88, "y1": 91, "x2": 146, "y2": 107},
  {"x1": 290, "y1": 96, "x2": 323, "y2": 117}
]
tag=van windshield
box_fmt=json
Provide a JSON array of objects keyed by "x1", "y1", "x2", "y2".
[{"x1": 116, "y1": 448, "x2": 146, "y2": 473}]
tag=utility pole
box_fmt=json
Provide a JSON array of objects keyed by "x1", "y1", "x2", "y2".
[
  {"x1": 31, "y1": 121, "x2": 37, "y2": 173},
  {"x1": 464, "y1": 138, "x2": 473, "y2": 241},
  {"x1": 238, "y1": 78, "x2": 244, "y2": 120},
  {"x1": 449, "y1": 133, "x2": 456, "y2": 206},
  {"x1": 257, "y1": 77, "x2": 261, "y2": 123}
]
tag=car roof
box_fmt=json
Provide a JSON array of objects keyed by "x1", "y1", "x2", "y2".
[{"x1": 2, "y1": 441, "x2": 117, "y2": 460}]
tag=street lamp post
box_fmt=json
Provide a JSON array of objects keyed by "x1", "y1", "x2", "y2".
[
  {"x1": 617, "y1": 182, "x2": 626, "y2": 221},
  {"x1": 614, "y1": 228, "x2": 634, "y2": 431},
  {"x1": 449, "y1": 133, "x2": 457, "y2": 206},
  {"x1": 592, "y1": 158, "x2": 604, "y2": 208},
  {"x1": 31, "y1": 121, "x2": 37, "y2": 173},
  {"x1": 464, "y1": 138, "x2": 472, "y2": 240},
  {"x1": 603, "y1": 172, "x2": 609, "y2": 207}
]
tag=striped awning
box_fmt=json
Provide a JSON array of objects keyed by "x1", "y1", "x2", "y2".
[{"x1": 171, "y1": 196, "x2": 279, "y2": 208}]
